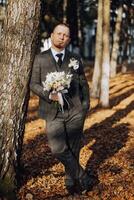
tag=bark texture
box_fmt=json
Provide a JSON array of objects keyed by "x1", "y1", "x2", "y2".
[
  {"x1": 63, "y1": 0, "x2": 67, "y2": 23},
  {"x1": 0, "y1": 5, "x2": 5, "y2": 37},
  {"x1": 91, "y1": 0, "x2": 103, "y2": 98},
  {"x1": 110, "y1": 5, "x2": 123, "y2": 77},
  {"x1": 0, "y1": 0, "x2": 40, "y2": 199},
  {"x1": 100, "y1": 0, "x2": 110, "y2": 107}
]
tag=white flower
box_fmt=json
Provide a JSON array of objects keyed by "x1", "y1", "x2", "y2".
[
  {"x1": 42, "y1": 71, "x2": 73, "y2": 113},
  {"x1": 42, "y1": 71, "x2": 72, "y2": 92},
  {"x1": 68, "y1": 58, "x2": 79, "y2": 70}
]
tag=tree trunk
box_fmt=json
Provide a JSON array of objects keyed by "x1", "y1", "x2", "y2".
[
  {"x1": 110, "y1": 5, "x2": 123, "y2": 78},
  {"x1": 100, "y1": 0, "x2": 110, "y2": 107},
  {"x1": 91, "y1": 0, "x2": 103, "y2": 98},
  {"x1": 77, "y1": 0, "x2": 82, "y2": 53},
  {"x1": 0, "y1": 0, "x2": 40, "y2": 199},
  {"x1": 0, "y1": 5, "x2": 5, "y2": 37},
  {"x1": 63, "y1": 0, "x2": 67, "y2": 23},
  {"x1": 121, "y1": 26, "x2": 129, "y2": 73},
  {"x1": 66, "y1": 0, "x2": 78, "y2": 47}
]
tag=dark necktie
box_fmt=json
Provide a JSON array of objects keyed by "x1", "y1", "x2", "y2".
[{"x1": 56, "y1": 53, "x2": 63, "y2": 67}]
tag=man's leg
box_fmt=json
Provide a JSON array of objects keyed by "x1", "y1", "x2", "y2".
[
  {"x1": 46, "y1": 112, "x2": 82, "y2": 194},
  {"x1": 46, "y1": 111, "x2": 92, "y2": 194},
  {"x1": 65, "y1": 110, "x2": 93, "y2": 193},
  {"x1": 46, "y1": 114, "x2": 82, "y2": 180}
]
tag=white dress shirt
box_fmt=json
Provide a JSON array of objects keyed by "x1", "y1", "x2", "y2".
[{"x1": 51, "y1": 48, "x2": 65, "y2": 62}]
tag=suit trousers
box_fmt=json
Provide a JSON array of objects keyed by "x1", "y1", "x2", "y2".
[{"x1": 46, "y1": 107, "x2": 86, "y2": 183}]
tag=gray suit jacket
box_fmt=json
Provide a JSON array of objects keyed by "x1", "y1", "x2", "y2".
[{"x1": 30, "y1": 48, "x2": 90, "y2": 120}]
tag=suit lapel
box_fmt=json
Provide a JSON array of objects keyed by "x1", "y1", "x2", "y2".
[
  {"x1": 61, "y1": 49, "x2": 71, "y2": 73},
  {"x1": 46, "y1": 49, "x2": 72, "y2": 73},
  {"x1": 47, "y1": 49, "x2": 59, "y2": 72}
]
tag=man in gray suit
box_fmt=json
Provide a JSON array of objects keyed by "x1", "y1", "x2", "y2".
[{"x1": 30, "y1": 23, "x2": 91, "y2": 195}]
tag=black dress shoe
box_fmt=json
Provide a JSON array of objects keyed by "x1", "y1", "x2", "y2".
[
  {"x1": 65, "y1": 179, "x2": 83, "y2": 195},
  {"x1": 65, "y1": 176, "x2": 75, "y2": 194},
  {"x1": 65, "y1": 174, "x2": 93, "y2": 195},
  {"x1": 79, "y1": 174, "x2": 94, "y2": 194},
  {"x1": 66, "y1": 184, "x2": 77, "y2": 195}
]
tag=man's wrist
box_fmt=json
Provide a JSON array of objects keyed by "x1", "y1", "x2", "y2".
[{"x1": 49, "y1": 93, "x2": 52, "y2": 100}]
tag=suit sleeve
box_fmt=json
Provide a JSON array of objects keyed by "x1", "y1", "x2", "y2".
[
  {"x1": 79, "y1": 59, "x2": 90, "y2": 111},
  {"x1": 30, "y1": 55, "x2": 51, "y2": 103}
]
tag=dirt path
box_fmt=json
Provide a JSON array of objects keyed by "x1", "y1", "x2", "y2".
[{"x1": 18, "y1": 68, "x2": 134, "y2": 200}]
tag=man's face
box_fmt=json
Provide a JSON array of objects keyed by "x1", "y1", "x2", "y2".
[{"x1": 51, "y1": 25, "x2": 70, "y2": 50}]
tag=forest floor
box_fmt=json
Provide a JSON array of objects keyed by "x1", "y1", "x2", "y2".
[{"x1": 18, "y1": 64, "x2": 134, "y2": 200}]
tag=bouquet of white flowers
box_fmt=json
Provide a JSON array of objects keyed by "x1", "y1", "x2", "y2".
[{"x1": 42, "y1": 71, "x2": 72, "y2": 112}]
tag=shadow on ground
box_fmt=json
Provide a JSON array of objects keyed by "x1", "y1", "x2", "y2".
[
  {"x1": 84, "y1": 100, "x2": 134, "y2": 186},
  {"x1": 19, "y1": 133, "x2": 59, "y2": 187}
]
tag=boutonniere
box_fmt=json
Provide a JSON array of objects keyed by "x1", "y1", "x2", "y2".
[{"x1": 68, "y1": 58, "x2": 79, "y2": 70}]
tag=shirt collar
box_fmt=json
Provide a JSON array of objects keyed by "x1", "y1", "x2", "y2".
[{"x1": 51, "y1": 48, "x2": 65, "y2": 61}]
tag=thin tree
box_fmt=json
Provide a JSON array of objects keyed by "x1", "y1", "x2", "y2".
[
  {"x1": 121, "y1": 5, "x2": 130, "y2": 73},
  {"x1": 91, "y1": 0, "x2": 103, "y2": 98},
  {"x1": 63, "y1": 0, "x2": 67, "y2": 23},
  {"x1": 0, "y1": 0, "x2": 40, "y2": 199},
  {"x1": 110, "y1": 4, "x2": 123, "y2": 77},
  {"x1": 0, "y1": 5, "x2": 5, "y2": 37},
  {"x1": 77, "y1": 0, "x2": 82, "y2": 53},
  {"x1": 66, "y1": 0, "x2": 78, "y2": 47},
  {"x1": 100, "y1": 0, "x2": 110, "y2": 107}
]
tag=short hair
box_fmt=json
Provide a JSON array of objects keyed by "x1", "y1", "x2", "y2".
[{"x1": 52, "y1": 23, "x2": 70, "y2": 33}]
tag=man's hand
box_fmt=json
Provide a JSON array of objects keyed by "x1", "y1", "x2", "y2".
[{"x1": 49, "y1": 92, "x2": 59, "y2": 102}]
